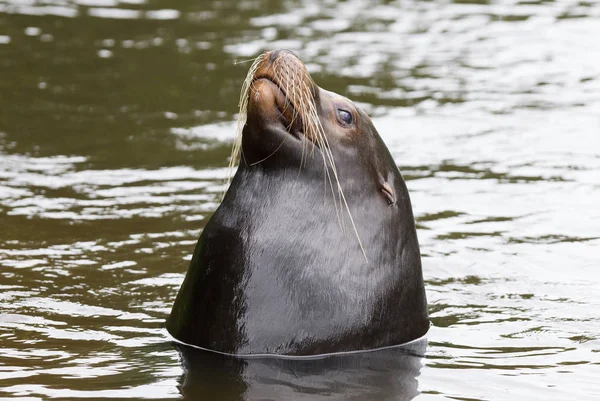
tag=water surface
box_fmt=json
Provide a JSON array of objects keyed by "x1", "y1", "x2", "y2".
[{"x1": 1, "y1": 0, "x2": 599, "y2": 400}]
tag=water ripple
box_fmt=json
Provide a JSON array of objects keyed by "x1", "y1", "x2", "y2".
[{"x1": 1, "y1": 0, "x2": 599, "y2": 400}]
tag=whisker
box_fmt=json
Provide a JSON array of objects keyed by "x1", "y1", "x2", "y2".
[{"x1": 234, "y1": 56, "x2": 260, "y2": 65}]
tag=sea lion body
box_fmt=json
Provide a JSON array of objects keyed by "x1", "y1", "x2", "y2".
[{"x1": 167, "y1": 50, "x2": 429, "y2": 356}]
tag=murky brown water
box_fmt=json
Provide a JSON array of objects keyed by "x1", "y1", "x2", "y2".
[{"x1": 1, "y1": 0, "x2": 599, "y2": 400}]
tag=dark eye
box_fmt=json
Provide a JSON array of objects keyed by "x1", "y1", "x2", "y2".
[{"x1": 337, "y1": 109, "x2": 353, "y2": 125}]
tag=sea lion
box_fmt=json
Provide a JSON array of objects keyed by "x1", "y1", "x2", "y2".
[{"x1": 167, "y1": 50, "x2": 429, "y2": 356}]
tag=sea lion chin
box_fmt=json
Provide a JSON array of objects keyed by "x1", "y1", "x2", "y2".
[{"x1": 166, "y1": 50, "x2": 429, "y2": 356}]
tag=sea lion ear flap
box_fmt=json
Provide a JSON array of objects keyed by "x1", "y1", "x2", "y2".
[{"x1": 378, "y1": 175, "x2": 396, "y2": 206}]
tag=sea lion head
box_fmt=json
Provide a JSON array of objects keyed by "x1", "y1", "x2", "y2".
[{"x1": 231, "y1": 50, "x2": 410, "y2": 259}]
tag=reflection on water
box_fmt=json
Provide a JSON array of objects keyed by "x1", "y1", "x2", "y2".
[
  {"x1": 1, "y1": 0, "x2": 599, "y2": 400},
  {"x1": 176, "y1": 341, "x2": 425, "y2": 401}
]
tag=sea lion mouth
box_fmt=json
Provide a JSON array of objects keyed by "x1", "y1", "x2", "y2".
[{"x1": 250, "y1": 76, "x2": 303, "y2": 139}]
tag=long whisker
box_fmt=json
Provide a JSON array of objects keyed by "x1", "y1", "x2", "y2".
[
  {"x1": 224, "y1": 53, "x2": 266, "y2": 197},
  {"x1": 234, "y1": 56, "x2": 260, "y2": 65}
]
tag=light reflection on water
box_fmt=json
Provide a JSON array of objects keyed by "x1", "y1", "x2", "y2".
[{"x1": 1, "y1": 0, "x2": 599, "y2": 400}]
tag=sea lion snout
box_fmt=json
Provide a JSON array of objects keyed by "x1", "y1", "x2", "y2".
[{"x1": 250, "y1": 50, "x2": 319, "y2": 116}]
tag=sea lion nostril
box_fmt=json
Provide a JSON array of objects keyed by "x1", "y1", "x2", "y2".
[
  {"x1": 269, "y1": 49, "x2": 297, "y2": 63},
  {"x1": 269, "y1": 50, "x2": 280, "y2": 63}
]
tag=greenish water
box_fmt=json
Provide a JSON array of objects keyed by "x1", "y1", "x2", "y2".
[{"x1": 1, "y1": 0, "x2": 599, "y2": 400}]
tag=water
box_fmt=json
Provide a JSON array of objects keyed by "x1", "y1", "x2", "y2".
[{"x1": 1, "y1": 0, "x2": 599, "y2": 399}]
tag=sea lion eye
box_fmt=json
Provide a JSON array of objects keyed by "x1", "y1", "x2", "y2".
[{"x1": 337, "y1": 109, "x2": 353, "y2": 125}]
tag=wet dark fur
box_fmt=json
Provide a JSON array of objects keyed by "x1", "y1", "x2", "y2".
[{"x1": 167, "y1": 51, "x2": 429, "y2": 356}]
